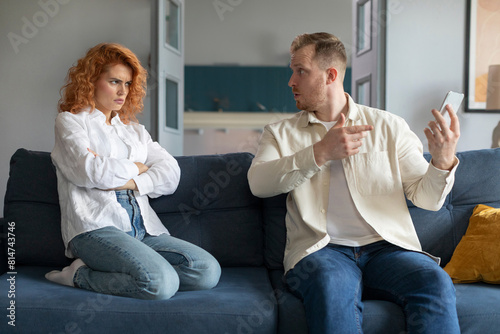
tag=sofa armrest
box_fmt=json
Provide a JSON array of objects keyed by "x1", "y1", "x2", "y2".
[{"x1": 0, "y1": 218, "x2": 8, "y2": 275}]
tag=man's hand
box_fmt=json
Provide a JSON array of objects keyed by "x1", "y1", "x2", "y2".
[
  {"x1": 313, "y1": 113, "x2": 374, "y2": 167},
  {"x1": 424, "y1": 104, "x2": 460, "y2": 171}
]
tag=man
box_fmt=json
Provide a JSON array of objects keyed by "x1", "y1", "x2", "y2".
[{"x1": 247, "y1": 32, "x2": 461, "y2": 334}]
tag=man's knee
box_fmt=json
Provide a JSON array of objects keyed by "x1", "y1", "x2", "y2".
[
  {"x1": 286, "y1": 250, "x2": 359, "y2": 304},
  {"x1": 425, "y1": 267, "x2": 456, "y2": 300}
]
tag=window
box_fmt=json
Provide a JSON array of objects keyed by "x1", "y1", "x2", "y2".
[
  {"x1": 165, "y1": 0, "x2": 180, "y2": 50},
  {"x1": 356, "y1": 0, "x2": 372, "y2": 55},
  {"x1": 165, "y1": 78, "x2": 179, "y2": 129},
  {"x1": 356, "y1": 75, "x2": 371, "y2": 106}
]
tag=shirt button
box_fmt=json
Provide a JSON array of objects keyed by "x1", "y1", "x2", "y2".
[{"x1": 321, "y1": 209, "x2": 326, "y2": 214}]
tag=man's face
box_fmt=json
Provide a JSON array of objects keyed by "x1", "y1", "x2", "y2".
[{"x1": 288, "y1": 44, "x2": 328, "y2": 112}]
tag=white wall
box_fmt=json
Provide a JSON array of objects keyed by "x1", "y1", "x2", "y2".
[
  {"x1": 0, "y1": 0, "x2": 151, "y2": 214},
  {"x1": 182, "y1": 0, "x2": 353, "y2": 156},
  {"x1": 185, "y1": 0, "x2": 353, "y2": 66},
  {"x1": 385, "y1": 0, "x2": 499, "y2": 151}
]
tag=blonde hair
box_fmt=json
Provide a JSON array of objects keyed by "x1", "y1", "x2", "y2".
[{"x1": 291, "y1": 32, "x2": 347, "y2": 78}]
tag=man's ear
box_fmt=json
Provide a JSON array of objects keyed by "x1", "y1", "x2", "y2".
[{"x1": 326, "y1": 67, "x2": 338, "y2": 85}]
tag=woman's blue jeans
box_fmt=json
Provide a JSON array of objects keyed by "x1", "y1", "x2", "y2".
[
  {"x1": 69, "y1": 190, "x2": 221, "y2": 300},
  {"x1": 285, "y1": 241, "x2": 460, "y2": 334}
]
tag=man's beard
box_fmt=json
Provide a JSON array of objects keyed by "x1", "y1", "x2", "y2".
[{"x1": 294, "y1": 81, "x2": 327, "y2": 112}]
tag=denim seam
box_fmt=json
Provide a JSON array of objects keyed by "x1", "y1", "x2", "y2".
[{"x1": 354, "y1": 280, "x2": 363, "y2": 334}]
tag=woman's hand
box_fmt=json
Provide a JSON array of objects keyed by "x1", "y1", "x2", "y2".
[
  {"x1": 113, "y1": 179, "x2": 138, "y2": 191},
  {"x1": 113, "y1": 163, "x2": 148, "y2": 191},
  {"x1": 134, "y1": 162, "x2": 149, "y2": 175},
  {"x1": 87, "y1": 148, "x2": 98, "y2": 157}
]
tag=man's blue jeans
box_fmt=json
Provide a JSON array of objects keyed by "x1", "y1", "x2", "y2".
[
  {"x1": 68, "y1": 190, "x2": 221, "y2": 300},
  {"x1": 285, "y1": 241, "x2": 460, "y2": 334}
]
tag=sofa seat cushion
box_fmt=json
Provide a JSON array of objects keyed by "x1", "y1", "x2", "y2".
[
  {"x1": 269, "y1": 269, "x2": 500, "y2": 334},
  {"x1": 0, "y1": 266, "x2": 277, "y2": 334},
  {"x1": 455, "y1": 283, "x2": 500, "y2": 332}
]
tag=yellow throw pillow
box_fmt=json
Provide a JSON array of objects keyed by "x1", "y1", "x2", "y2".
[{"x1": 444, "y1": 204, "x2": 500, "y2": 284}]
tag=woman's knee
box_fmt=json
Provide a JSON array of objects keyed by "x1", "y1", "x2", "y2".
[
  {"x1": 182, "y1": 253, "x2": 221, "y2": 291},
  {"x1": 138, "y1": 263, "x2": 180, "y2": 300},
  {"x1": 198, "y1": 256, "x2": 221, "y2": 290}
]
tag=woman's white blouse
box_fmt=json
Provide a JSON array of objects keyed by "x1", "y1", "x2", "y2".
[{"x1": 51, "y1": 109, "x2": 181, "y2": 257}]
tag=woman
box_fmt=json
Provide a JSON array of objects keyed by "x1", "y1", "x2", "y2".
[{"x1": 46, "y1": 43, "x2": 221, "y2": 300}]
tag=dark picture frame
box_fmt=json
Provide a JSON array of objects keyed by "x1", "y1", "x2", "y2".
[{"x1": 465, "y1": 0, "x2": 500, "y2": 113}]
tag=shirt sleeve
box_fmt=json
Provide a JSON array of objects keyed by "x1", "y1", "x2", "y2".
[
  {"x1": 51, "y1": 112, "x2": 139, "y2": 190},
  {"x1": 247, "y1": 125, "x2": 321, "y2": 198},
  {"x1": 132, "y1": 129, "x2": 180, "y2": 198}
]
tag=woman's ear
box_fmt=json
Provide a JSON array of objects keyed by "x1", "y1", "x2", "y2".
[{"x1": 326, "y1": 67, "x2": 338, "y2": 85}]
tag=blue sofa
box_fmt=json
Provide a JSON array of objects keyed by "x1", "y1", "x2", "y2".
[{"x1": 1, "y1": 148, "x2": 499, "y2": 333}]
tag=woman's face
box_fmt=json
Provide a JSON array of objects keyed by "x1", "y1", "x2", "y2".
[{"x1": 94, "y1": 63, "x2": 133, "y2": 117}]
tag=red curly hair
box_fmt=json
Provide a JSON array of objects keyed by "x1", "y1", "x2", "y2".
[{"x1": 58, "y1": 43, "x2": 147, "y2": 124}]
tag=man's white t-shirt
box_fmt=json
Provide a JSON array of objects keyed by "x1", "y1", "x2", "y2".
[{"x1": 320, "y1": 120, "x2": 384, "y2": 247}]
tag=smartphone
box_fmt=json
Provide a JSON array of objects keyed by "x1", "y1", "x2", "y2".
[{"x1": 439, "y1": 91, "x2": 464, "y2": 115}]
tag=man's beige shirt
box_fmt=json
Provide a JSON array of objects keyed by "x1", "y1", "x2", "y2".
[{"x1": 248, "y1": 94, "x2": 458, "y2": 273}]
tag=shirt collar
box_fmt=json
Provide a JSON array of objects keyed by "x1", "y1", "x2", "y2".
[
  {"x1": 299, "y1": 93, "x2": 361, "y2": 128},
  {"x1": 345, "y1": 93, "x2": 361, "y2": 123},
  {"x1": 87, "y1": 108, "x2": 124, "y2": 126}
]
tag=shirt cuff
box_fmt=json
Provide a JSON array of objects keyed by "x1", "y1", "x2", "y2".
[
  {"x1": 428, "y1": 156, "x2": 460, "y2": 181},
  {"x1": 133, "y1": 173, "x2": 154, "y2": 196},
  {"x1": 296, "y1": 145, "x2": 322, "y2": 178}
]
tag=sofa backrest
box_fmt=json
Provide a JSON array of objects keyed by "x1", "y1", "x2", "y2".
[
  {"x1": 5, "y1": 148, "x2": 500, "y2": 271},
  {"x1": 3, "y1": 149, "x2": 68, "y2": 267},
  {"x1": 409, "y1": 149, "x2": 500, "y2": 265},
  {"x1": 2, "y1": 149, "x2": 264, "y2": 268},
  {"x1": 262, "y1": 148, "x2": 500, "y2": 269},
  {"x1": 149, "y1": 153, "x2": 264, "y2": 267}
]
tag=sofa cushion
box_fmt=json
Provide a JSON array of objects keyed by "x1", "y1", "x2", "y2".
[
  {"x1": 261, "y1": 193, "x2": 288, "y2": 269},
  {"x1": 0, "y1": 266, "x2": 278, "y2": 334},
  {"x1": 444, "y1": 204, "x2": 500, "y2": 283},
  {"x1": 3, "y1": 149, "x2": 264, "y2": 268},
  {"x1": 150, "y1": 153, "x2": 264, "y2": 267},
  {"x1": 455, "y1": 283, "x2": 500, "y2": 332},
  {"x1": 409, "y1": 149, "x2": 500, "y2": 265},
  {"x1": 3, "y1": 149, "x2": 69, "y2": 267}
]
